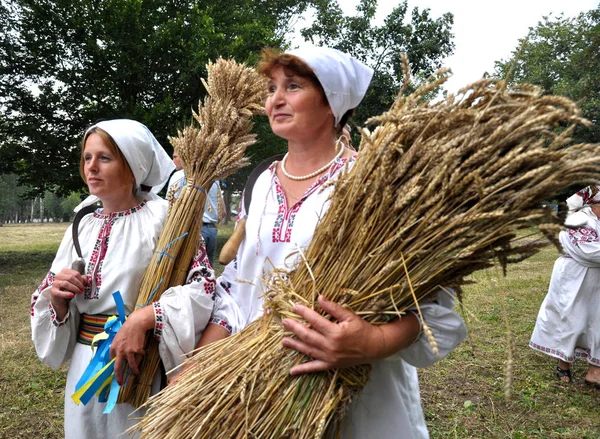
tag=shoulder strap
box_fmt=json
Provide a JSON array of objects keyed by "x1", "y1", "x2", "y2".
[{"x1": 243, "y1": 154, "x2": 284, "y2": 214}]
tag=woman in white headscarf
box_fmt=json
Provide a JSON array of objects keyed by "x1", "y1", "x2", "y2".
[
  {"x1": 30, "y1": 119, "x2": 219, "y2": 438},
  {"x1": 181, "y1": 47, "x2": 467, "y2": 439},
  {"x1": 530, "y1": 185, "x2": 600, "y2": 387}
]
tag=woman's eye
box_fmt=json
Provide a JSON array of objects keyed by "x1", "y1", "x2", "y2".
[
  {"x1": 267, "y1": 85, "x2": 276, "y2": 94},
  {"x1": 288, "y1": 84, "x2": 299, "y2": 90},
  {"x1": 100, "y1": 155, "x2": 111, "y2": 161}
]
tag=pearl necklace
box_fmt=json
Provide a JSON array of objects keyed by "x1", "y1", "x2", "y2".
[{"x1": 280, "y1": 142, "x2": 344, "y2": 181}]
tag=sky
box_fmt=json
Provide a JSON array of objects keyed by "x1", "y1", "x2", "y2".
[{"x1": 293, "y1": 0, "x2": 598, "y2": 95}]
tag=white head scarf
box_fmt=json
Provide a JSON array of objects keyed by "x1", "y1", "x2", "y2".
[
  {"x1": 287, "y1": 46, "x2": 374, "y2": 125},
  {"x1": 75, "y1": 119, "x2": 175, "y2": 211},
  {"x1": 564, "y1": 184, "x2": 600, "y2": 227}
]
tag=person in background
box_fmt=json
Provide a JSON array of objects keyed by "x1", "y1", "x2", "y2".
[
  {"x1": 166, "y1": 152, "x2": 223, "y2": 267},
  {"x1": 167, "y1": 151, "x2": 184, "y2": 192},
  {"x1": 530, "y1": 185, "x2": 600, "y2": 387}
]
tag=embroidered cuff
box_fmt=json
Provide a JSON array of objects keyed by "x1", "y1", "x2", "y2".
[
  {"x1": 48, "y1": 303, "x2": 70, "y2": 327},
  {"x1": 209, "y1": 317, "x2": 232, "y2": 334},
  {"x1": 153, "y1": 301, "x2": 164, "y2": 341}
]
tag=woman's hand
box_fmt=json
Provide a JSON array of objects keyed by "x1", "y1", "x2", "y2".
[
  {"x1": 110, "y1": 306, "x2": 155, "y2": 385},
  {"x1": 50, "y1": 268, "x2": 87, "y2": 320},
  {"x1": 281, "y1": 295, "x2": 420, "y2": 375}
]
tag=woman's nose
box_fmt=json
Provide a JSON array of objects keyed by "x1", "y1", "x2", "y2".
[
  {"x1": 271, "y1": 89, "x2": 285, "y2": 107},
  {"x1": 86, "y1": 157, "x2": 98, "y2": 171}
]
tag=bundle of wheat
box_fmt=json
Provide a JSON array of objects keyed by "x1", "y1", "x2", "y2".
[
  {"x1": 117, "y1": 59, "x2": 267, "y2": 407},
  {"x1": 133, "y1": 64, "x2": 600, "y2": 438}
]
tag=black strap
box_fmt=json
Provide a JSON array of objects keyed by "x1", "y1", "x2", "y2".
[
  {"x1": 72, "y1": 204, "x2": 98, "y2": 258},
  {"x1": 243, "y1": 154, "x2": 284, "y2": 214}
]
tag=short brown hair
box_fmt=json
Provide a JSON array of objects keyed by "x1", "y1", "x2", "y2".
[
  {"x1": 257, "y1": 48, "x2": 328, "y2": 104},
  {"x1": 79, "y1": 127, "x2": 135, "y2": 189}
]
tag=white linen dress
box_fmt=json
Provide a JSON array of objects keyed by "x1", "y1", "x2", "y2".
[
  {"x1": 213, "y1": 157, "x2": 467, "y2": 439},
  {"x1": 530, "y1": 210, "x2": 600, "y2": 366},
  {"x1": 31, "y1": 197, "x2": 218, "y2": 439}
]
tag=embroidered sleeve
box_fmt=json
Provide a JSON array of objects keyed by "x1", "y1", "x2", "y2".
[
  {"x1": 153, "y1": 301, "x2": 164, "y2": 341},
  {"x1": 568, "y1": 227, "x2": 600, "y2": 247},
  {"x1": 31, "y1": 271, "x2": 55, "y2": 317},
  {"x1": 186, "y1": 243, "x2": 216, "y2": 298},
  {"x1": 208, "y1": 316, "x2": 233, "y2": 334}
]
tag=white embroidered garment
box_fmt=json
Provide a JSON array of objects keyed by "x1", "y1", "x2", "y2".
[
  {"x1": 530, "y1": 214, "x2": 600, "y2": 366},
  {"x1": 31, "y1": 199, "x2": 167, "y2": 438},
  {"x1": 213, "y1": 157, "x2": 467, "y2": 439},
  {"x1": 30, "y1": 198, "x2": 218, "y2": 438}
]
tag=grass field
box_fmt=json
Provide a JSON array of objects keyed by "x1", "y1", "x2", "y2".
[{"x1": 1, "y1": 223, "x2": 599, "y2": 438}]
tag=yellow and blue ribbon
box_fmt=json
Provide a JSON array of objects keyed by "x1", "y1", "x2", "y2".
[{"x1": 71, "y1": 291, "x2": 126, "y2": 414}]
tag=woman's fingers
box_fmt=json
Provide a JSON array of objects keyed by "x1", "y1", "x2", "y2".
[
  {"x1": 290, "y1": 359, "x2": 330, "y2": 375},
  {"x1": 52, "y1": 268, "x2": 87, "y2": 298},
  {"x1": 51, "y1": 281, "x2": 75, "y2": 300},
  {"x1": 282, "y1": 316, "x2": 326, "y2": 349},
  {"x1": 316, "y1": 295, "x2": 355, "y2": 322},
  {"x1": 110, "y1": 312, "x2": 151, "y2": 384},
  {"x1": 282, "y1": 295, "x2": 380, "y2": 374}
]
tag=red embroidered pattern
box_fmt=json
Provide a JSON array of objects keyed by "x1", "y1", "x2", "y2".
[
  {"x1": 271, "y1": 157, "x2": 352, "y2": 243},
  {"x1": 209, "y1": 317, "x2": 232, "y2": 334},
  {"x1": 153, "y1": 301, "x2": 164, "y2": 341},
  {"x1": 187, "y1": 245, "x2": 217, "y2": 298},
  {"x1": 530, "y1": 341, "x2": 600, "y2": 365},
  {"x1": 85, "y1": 201, "x2": 147, "y2": 300},
  {"x1": 31, "y1": 271, "x2": 55, "y2": 316},
  {"x1": 48, "y1": 303, "x2": 66, "y2": 327},
  {"x1": 568, "y1": 227, "x2": 599, "y2": 246}
]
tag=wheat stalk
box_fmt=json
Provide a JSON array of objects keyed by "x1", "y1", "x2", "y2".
[
  {"x1": 118, "y1": 59, "x2": 267, "y2": 407},
  {"x1": 134, "y1": 59, "x2": 600, "y2": 437}
]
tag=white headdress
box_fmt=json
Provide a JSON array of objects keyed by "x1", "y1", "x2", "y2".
[
  {"x1": 75, "y1": 119, "x2": 175, "y2": 211},
  {"x1": 564, "y1": 184, "x2": 600, "y2": 227},
  {"x1": 287, "y1": 46, "x2": 374, "y2": 125}
]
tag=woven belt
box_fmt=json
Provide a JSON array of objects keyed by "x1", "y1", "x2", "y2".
[{"x1": 78, "y1": 314, "x2": 111, "y2": 346}]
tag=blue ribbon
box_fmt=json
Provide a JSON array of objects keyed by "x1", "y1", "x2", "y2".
[
  {"x1": 72, "y1": 291, "x2": 126, "y2": 414},
  {"x1": 154, "y1": 232, "x2": 189, "y2": 263},
  {"x1": 188, "y1": 183, "x2": 207, "y2": 195}
]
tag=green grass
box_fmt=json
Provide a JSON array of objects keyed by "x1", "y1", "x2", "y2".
[{"x1": 1, "y1": 223, "x2": 599, "y2": 438}]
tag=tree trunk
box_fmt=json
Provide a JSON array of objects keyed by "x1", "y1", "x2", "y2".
[
  {"x1": 30, "y1": 197, "x2": 38, "y2": 222},
  {"x1": 40, "y1": 196, "x2": 45, "y2": 222}
]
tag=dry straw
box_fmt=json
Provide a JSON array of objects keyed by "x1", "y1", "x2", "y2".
[
  {"x1": 118, "y1": 59, "x2": 267, "y2": 407},
  {"x1": 134, "y1": 59, "x2": 600, "y2": 437}
]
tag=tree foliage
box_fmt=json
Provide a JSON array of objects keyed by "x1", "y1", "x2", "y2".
[
  {"x1": 301, "y1": 0, "x2": 455, "y2": 133},
  {"x1": 495, "y1": 8, "x2": 600, "y2": 144},
  {"x1": 1, "y1": 0, "x2": 455, "y2": 197},
  {"x1": 0, "y1": 0, "x2": 310, "y2": 197}
]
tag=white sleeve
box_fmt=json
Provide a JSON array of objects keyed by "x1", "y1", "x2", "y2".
[
  {"x1": 560, "y1": 228, "x2": 600, "y2": 267},
  {"x1": 395, "y1": 289, "x2": 467, "y2": 368},
  {"x1": 155, "y1": 244, "x2": 217, "y2": 372},
  {"x1": 210, "y1": 259, "x2": 245, "y2": 334},
  {"x1": 30, "y1": 227, "x2": 80, "y2": 369}
]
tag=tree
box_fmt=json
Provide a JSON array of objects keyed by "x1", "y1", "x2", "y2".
[
  {"x1": 495, "y1": 8, "x2": 600, "y2": 144},
  {"x1": 301, "y1": 0, "x2": 455, "y2": 131},
  {"x1": 0, "y1": 173, "x2": 30, "y2": 223},
  {"x1": 220, "y1": 0, "x2": 455, "y2": 210},
  {"x1": 0, "y1": 0, "x2": 313, "y2": 197},
  {"x1": 1, "y1": 0, "x2": 456, "y2": 202}
]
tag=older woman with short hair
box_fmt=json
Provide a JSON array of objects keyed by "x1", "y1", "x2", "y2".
[{"x1": 195, "y1": 47, "x2": 468, "y2": 438}]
